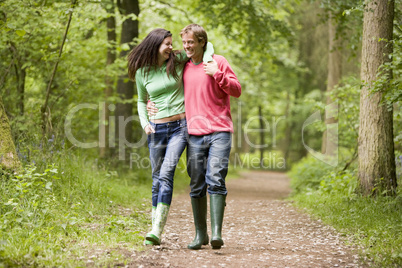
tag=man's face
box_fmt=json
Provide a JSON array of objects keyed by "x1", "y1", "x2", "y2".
[{"x1": 182, "y1": 31, "x2": 205, "y2": 61}]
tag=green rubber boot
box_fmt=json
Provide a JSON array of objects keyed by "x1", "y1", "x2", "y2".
[
  {"x1": 145, "y1": 206, "x2": 156, "y2": 246},
  {"x1": 188, "y1": 196, "x2": 209, "y2": 250},
  {"x1": 146, "y1": 203, "x2": 170, "y2": 245},
  {"x1": 210, "y1": 194, "x2": 226, "y2": 249}
]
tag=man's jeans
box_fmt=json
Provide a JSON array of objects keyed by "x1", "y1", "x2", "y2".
[
  {"x1": 187, "y1": 132, "x2": 232, "y2": 198},
  {"x1": 148, "y1": 119, "x2": 188, "y2": 206}
]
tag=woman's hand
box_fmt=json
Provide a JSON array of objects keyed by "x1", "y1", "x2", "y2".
[{"x1": 144, "y1": 124, "x2": 155, "y2": 135}]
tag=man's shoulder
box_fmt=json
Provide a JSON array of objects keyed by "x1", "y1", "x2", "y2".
[
  {"x1": 212, "y1": 54, "x2": 230, "y2": 65},
  {"x1": 212, "y1": 54, "x2": 226, "y2": 61}
]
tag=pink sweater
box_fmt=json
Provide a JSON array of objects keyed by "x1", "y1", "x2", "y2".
[{"x1": 183, "y1": 55, "x2": 241, "y2": 135}]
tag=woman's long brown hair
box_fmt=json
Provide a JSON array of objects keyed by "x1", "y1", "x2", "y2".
[{"x1": 127, "y1": 28, "x2": 183, "y2": 81}]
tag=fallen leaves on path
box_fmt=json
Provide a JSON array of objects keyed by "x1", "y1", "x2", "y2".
[{"x1": 129, "y1": 171, "x2": 367, "y2": 268}]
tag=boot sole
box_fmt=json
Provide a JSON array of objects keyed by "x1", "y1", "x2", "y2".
[
  {"x1": 145, "y1": 240, "x2": 156, "y2": 246},
  {"x1": 211, "y1": 239, "x2": 223, "y2": 249},
  {"x1": 146, "y1": 234, "x2": 160, "y2": 245},
  {"x1": 188, "y1": 237, "x2": 209, "y2": 250}
]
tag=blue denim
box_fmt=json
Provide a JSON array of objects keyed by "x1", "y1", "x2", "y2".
[
  {"x1": 186, "y1": 132, "x2": 232, "y2": 198},
  {"x1": 148, "y1": 119, "x2": 188, "y2": 206}
]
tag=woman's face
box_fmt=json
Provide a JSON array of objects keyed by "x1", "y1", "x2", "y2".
[{"x1": 158, "y1": 36, "x2": 173, "y2": 62}]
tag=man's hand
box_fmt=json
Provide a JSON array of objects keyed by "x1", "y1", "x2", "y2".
[
  {"x1": 203, "y1": 59, "x2": 219, "y2": 76},
  {"x1": 147, "y1": 101, "x2": 158, "y2": 117},
  {"x1": 144, "y1": 124, "x2": 155, "y2": 135}
]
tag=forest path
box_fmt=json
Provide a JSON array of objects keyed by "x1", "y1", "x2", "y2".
[{"x1": 129, "y1": 171, "x2": 365, "y2": 267}]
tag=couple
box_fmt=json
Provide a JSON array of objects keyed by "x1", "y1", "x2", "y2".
[{"x1": 127, "y1": 24, "x2": 241, "y2": 250}]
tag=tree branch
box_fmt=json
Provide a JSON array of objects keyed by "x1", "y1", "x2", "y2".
[
  {"x1": 154, "y1": 0, "x2": 192, "y2": 23},
  {"x1": 41, "y1": 0, "x2": 78, "y2": 137},
  {"x1": 342, "y1": 144, "x2": 358, "y2": 171}
]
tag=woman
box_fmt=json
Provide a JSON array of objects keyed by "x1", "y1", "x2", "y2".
[{"x1": 127, "y1": 28, "x2": 213, "y2": 246}]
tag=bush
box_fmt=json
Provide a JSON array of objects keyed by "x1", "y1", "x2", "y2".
[
  {"x1": 289, "y1": 156, "x2": 333, "y2": 193},
  {"x1": 317, "y1": 169, "x2": 358, "y2": 197}
]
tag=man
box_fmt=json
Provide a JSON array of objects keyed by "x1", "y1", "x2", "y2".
[
  {"x1": 148, "y1": 24, "x2": 241, "y2": 250},
  {"x1": 181, "y1": 24, "x2": 241, "y2": 250}
]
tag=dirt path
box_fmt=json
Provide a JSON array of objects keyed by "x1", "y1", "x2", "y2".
[{"x1": 130, "y1": 171, "x2": 365, "y2": 267}]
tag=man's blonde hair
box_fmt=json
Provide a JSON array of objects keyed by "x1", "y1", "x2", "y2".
[{"x1": 180, "y1": 24, "x2": 208, "y2": 51}]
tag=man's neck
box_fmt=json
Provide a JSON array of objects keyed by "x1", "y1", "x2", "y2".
[{"x1": 191, "y1": 56, "x2": 202, "y2": 65}]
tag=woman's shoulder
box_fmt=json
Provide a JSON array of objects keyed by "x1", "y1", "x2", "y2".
[
  {"x1": 135, "y1": 67, "x2": 145, "y2": 78},
  {"x1": 136, "y1": 66, "x2": 156, "y2": 77}
]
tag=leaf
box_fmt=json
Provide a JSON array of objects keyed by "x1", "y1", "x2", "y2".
[
  {"x1": 61, "y1": 223, "x2": 67, "y2": 230},
  {"x1": 7, "y1": 23, "x2": 16, "y2": 29},
  {"x1": 15, "y1": 30, "x2": 26, "y2": 37},
  {"x1": 45, "y1": 182, "x2": 52, "y2": 190},
  {"x1": 120, "y1": 43, "x2": 130, "y2": 51}
]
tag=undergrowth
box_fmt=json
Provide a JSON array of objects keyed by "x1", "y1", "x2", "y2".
[
  {"x1": 289, "y1": 156, "x2": 402, "y2": 267},
  {"x1": 0, "y1": 148, "x2": 191, "y2": 267}
]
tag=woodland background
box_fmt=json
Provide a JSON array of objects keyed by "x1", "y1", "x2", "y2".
[{"x1": 0, "y1": 0, "x2": 401, "y2": 266}]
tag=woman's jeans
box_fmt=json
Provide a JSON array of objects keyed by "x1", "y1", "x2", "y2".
[
  {"x1": 148, "y1": 119, "x2": 188, "y2": 207},
  {"x1": 186, "y1": 132, "x2": 232, "y2": 198}
]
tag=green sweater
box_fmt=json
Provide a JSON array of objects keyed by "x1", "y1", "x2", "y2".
[{"x1": 136, "y1": 44, "x2": 214, "y2": 129}]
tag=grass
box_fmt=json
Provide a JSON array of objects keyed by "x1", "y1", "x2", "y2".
[
  {"x1": 291, "y1": 191, "x2": 402, "y2": 267},
  {"x1": 289, "y1": 156, "x2": 402, "y2": 267},
  {"x1": 0, "y1": 147, "x2": 193, "y2": 267}
]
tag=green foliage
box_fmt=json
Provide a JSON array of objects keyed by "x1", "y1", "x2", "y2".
[
  {"x1": 291, "y1": 183, "x2": 402, "y2": 267},
  {"x1": 316, "y1": 169, "x2": 358, "y2": 196},
  {"x1": 298, "y1": 76, "x2": 361, "y2": 168},
  {"x1": 0, "y1": 152, "x2": 152, "y2": 266},
  {"x1": 318, "y1": 0, "x2": 363, "y2": 56},
  {"x1": 0, "y1": 0, "x2": 118, "y2": 145},
  {"x1": 370, "y1": 27, "x2": 402, "y2": 107},
  {"x1": 0, "y1": 0, "x2": 400, "y2": 265},
  {"x1": 329, "y1": 77, "x2": 361, "y2": 150},
  {"x1": 290, "y1": 151, "x2": 402, "y2": 266},
  {"x1": 194, "y1": 0, "x2": 297, "y2": 53},
  {"x1": 289, "y1": 156, "x2": 333, "y2": 193}
]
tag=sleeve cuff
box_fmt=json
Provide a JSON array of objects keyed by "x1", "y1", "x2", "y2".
[{"x1": 213, "y1": 69, "x2": 224, "y2": 81}]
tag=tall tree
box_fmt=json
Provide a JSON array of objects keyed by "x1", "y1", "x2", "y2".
[
  {"x1": 9, "y1": 42, "x2": 25, "y2": 116},
  {"x1": 41, "y1": 0, "x2": 78, "y2": 138},
  {"x1": 358, "y1": 0, "x2": 397, "y2": 195},
  {"x1": 322, "y1": 12, "x2": 342, "y2": 155},
  {"x1": 115, "y1": 0, "x2": 139, "y2": 156},
  {"x1": 100, "y1": 0, "x2": 117, "y2": 158},
  {"x1": 0, "y1": 96, "x2": 21, "y2": 171},
  {"x1": 258, "y1": 105, "x2": 265, "y2": 167}
]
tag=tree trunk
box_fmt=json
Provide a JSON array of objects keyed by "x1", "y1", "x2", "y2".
[
  {"x1": 322, "y1": 12, "x2": 341, "y2": 155},
  {"x1": 358, "y1": 0, "x2": 397, "y2": 195},
  {"x1": 284, "y1": 89, "x2": 292, "y2": 162},
  {"x1": 100, "y1": 1, "x2": 117, "y2": 158},
  {"x1": 9, "y1": 42, "x2": 25, "y2": 116},
  {"x1": 259, "y1": 105, "x2": 265, "y2": 168},
  {"x1": 115, "y1": 0, "x2": 139, "y2": 158},
  {"x1": 17, "y1": 67, "x2": 25, "y2": 116},
  {"x1": 0, "y1": 96, "x2": 21, "y2": 171}
]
